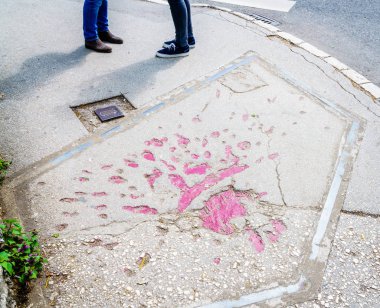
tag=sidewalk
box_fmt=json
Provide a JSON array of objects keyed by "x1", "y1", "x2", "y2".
[{"x1": 0, "y1": 0, "x2": 379, "y2": 307}]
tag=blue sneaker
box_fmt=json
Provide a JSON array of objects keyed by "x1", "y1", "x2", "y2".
[
  {"x1": 163, "y1": 37, "x2": 196, "y2": 49},
  {"x1": 156, "y1": 43, "x2": 190, "y2": 58}
]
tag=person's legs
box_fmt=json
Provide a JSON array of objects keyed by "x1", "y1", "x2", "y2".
[
  {"x1": 183, "y1": 0, "x2": 194, "y2": 40},
  {"x1": 97, "y1": 0, "x2": 109, "y2": 33},
  {"x1": 168, "y1": 0, "x2": 188, "y2": 48},
  {"x1": 83, "y1": 0, "x2": 103, "y2": 42}
]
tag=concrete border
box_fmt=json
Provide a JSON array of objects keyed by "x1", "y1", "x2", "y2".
[
  {"x1": 1, "y1": 52, "x2": 364, "y2": 307},
  {"x1": 143, "y1": 0, "x2": 380, "y2": 102}
]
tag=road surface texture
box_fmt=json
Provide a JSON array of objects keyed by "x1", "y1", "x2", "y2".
[
  {"x1": 195, "y1": 0, "x2": 380, "y2": 86},
  {"x1": 0, "y1": 0, "x2": 379, "y2": 307}
]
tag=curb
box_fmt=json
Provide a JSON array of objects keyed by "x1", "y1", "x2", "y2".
[{"x1": 144, "y1": 0, "x2": 380, "y2": 102}]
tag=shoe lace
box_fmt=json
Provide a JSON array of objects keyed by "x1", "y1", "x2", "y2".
[{"x1": 167, "y1": 43, "x2": 176, "y2": 51}]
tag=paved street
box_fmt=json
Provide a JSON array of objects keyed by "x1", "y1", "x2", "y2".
[
  {"x1": 0, "y1": 0, "x2": 379, "y2": 307},
  {"x1": 197, "y1": 0, "x2": 380, "y2": 85}
]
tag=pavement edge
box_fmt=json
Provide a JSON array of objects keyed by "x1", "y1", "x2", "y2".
[{"x1": 144, "y1": 0, "x2": 380, "y2": 103}]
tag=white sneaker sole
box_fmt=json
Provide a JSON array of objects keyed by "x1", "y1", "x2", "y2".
[
  {"x1": 156, "y1": 52, "x2": 189, "y2": 58},
  {"x1": 162, "y1": 43, "x2": 195, "y2": 49}
]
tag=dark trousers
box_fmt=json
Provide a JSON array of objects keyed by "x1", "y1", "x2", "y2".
[
  {"x1": 168, "y1": 0, "x2": 194, "y2": 47},
  {"x1": 83, "y1": 0, "x2": 109, "y2": 41}
]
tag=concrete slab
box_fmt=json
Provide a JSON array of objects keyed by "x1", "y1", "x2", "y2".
[{"x1": 2, "y1": 54, "x2": 362, "y2": 307}]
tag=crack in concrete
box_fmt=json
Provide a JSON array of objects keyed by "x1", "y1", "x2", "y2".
[
  {"x1": 285, "y1": 45, "x2": 380, "y2": 118},
  {"x1": 218, "y1": 79, "x2": 267, "y2": 94},
  {"x1": 257, "y1": 122, "x2": 288, "y2": 206},
  {"x1": 341, "y1": 209, "x2": 380, "y2": 219}
]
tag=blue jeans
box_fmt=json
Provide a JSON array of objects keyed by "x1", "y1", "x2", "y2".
[
  {"x1": 168, "y1": 0, "x2": 194, "y2": 47},
  {"x1": 83, "y1": 0, "x2": 109, "y2": 41}
]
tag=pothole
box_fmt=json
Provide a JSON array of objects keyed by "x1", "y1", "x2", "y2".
[{"x1": 71, "y1": 95, "x2": 135, "y2": 132}]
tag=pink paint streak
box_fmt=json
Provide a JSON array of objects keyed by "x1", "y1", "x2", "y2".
[
  {"x1": 237, "y1": 141, "x2": 251, "y2": 150},
  {"x1": 267, "y1": 219, "x2": 287, "y2": 242},
  {"x1": 268, "y1": 153, "x2": 279, "y2": 160},
  {"x1": 101, "y1": 164, "x2": 113, "y2": 170},
  {"x1": 176, "y1": 134, "x2": 190, "y2": 148},
  {"x1": 246, "y1": 228, "x2": 265, "y2": 253},
  {"x1": 211, "y1": 131, "x2": 220, "y2": 138},
  {"x1": 204, "y1": 151, "x2": 211, "y2": 159},
  {"x1": 124, "y1": 159, "x2": 139, "y2": 168},
  {"x1": 202, "y1": 138, "x2": 208, "y2": 147},
  {"x1": 183, "y1": 163, "x2": 211, "y2": 175},
  {"x1": 169, "y1": 147, "x2": 177, "y2": 152},
  {"x1": 146, "y1": 168, "x2": 163, "y2": 188},
  {"x1": 256, "y1": 192, "x2": 268, "y2": 199},
  {"x1": 213, "y1": 257, "x2": 221, "y2": 265},
  {"x1": 145, "y1": 138, "x2": 166, "y2": 147},
  {"x1": 78, "y1": 177, "x2": 89, "y2": 182},
  {"x1": 161, "y1": 159, "x2": 176, "y2": 171},
  {"x1": 92, "y1": 192, "x2": 108, "y2": 197},
  {"x1": 200, "y1": 190, "x2": 246, "y2": 234},
  {"x1": 171, "y1": 156, "x2": 180, "y2": 163},
  {"x1": 191, "y1": 154, "x2": 199, "y2": 160},
  {"x1": 122, "y1": 205, "x2": 158, "y2": 215},
  {"x1": 95, "y1": 204, "x2": 108, "y2": 210},
  {"x1": 130, "y1": 194, "x2": 140, "y2": 199},
  {"x1": 109, "y1": 176, "x2": 126, "y2": 184},
  {"x1": 142, "y1": 150, "x2": 155, "y2": 161},
  {"x1": 169, "y1": 164, "x2": 249, "y2": 212}
]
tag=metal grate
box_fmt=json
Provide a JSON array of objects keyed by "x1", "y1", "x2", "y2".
[{"x1": 249, "y1": 13, "x2": 280, "y2": 26}]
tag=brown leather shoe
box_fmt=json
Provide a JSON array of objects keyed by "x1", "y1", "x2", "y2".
[
  {"x1": 98, "y1": 31, "x2": 123, "y2": 44},
  {"x1": 85, "y1": 39, "x2": 112, "y2": 53}
]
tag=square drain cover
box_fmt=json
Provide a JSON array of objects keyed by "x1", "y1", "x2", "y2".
[
  {"x1": 95, "y1": 105, "x2": 124, "y2": 122},
  {"x1": 72, "y1": 95, "x2": 135, "y2": 132}
]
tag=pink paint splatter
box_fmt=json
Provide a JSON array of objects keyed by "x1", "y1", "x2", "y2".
[
  {"x1": 246, "y1": 228, "x2": 265, "y2": 253},
  {"x1": 171, "y1": 156, "x2": 180, "y2": 163},
  {"x1": 101, "y1": 164, "x2": 113, "y2": 170},
  {"x1": 192, "y1": 116, "x2": 201, "y2": 123},
  {"x1": 146, "y1": 168, "x2": 163, "y2": 188},
  {"x1": 204, "y1": 151, "x2": 211, "y2": 159},
  {"x1": 183, "y1": 163, "x2": 211, "y2": 175},
  {"x1": 213, "y1": 257, "x2": 221, "y2": 265},
  {"x1": 124, "y1": 159, "x2": 139, "y2": 168},
  {"x1": 59, "y1": 198, "x2": 78, "y2": 203},
  {"x1": 75, "y1": 192, "x2": 87, "y2": 196},
  {"x1": 202, "y1": 138, "x2": 208, "y2": 147},
  {"x1": 200, "y1": 190, "x2": 246, "y2": 234},
  {"x1": 130, "y1": 194, "x2": 140, "y2": 199},
  {"x1": 145, "y1": 138, "x2": 166, "y2": 147},
  {"x1": 142, "y1": 150, "x2": 155, "y2": 161},
  {"x1": 122, "y1": 205, "x2": 158, "y2": 215},
  {"x1": 95, "y1": 204, "x2": 108, "y2": 210},
  {"x1": 256, "y1": 192, "x2": 268, "y2": 199},
  {"x1": 78, "y1": 177, "x2": 89, "y2": 182},
  {"x1": 237, "y1": 141, "x2": 251, "y2": 150},
  {"x1": 211, "y1": 131, "x2": 220, "y2": 138},
  {"x1": 242, "y1": 114, "x2": 249, "y2": 121},
  {"x1": 109, "y1": 176, "x2": 126, "y2": 184},
  {"x1": 225, "y1": 145, "x2": 239, "y2": 164},
  {"x1": 161, "y1": 159, "x2": 176, "y2": 171},
  {"x1": 82, "y1": 170, "x2": 92, "y2": 174},
  {"x1": 169, "y1": 147, "x2": 177, "y2": 152},
  {"x1": 92, "y1": 192, "x2": 108, "y2": 197},
  {"x1": 191, "y1": 154, "x2": 199, "y2": 160},
  {"x1": 176, "y1": 134, "x2": 190, "y2": 148},
  {"x1": 267, "y1": 219, "x2": 287, "y2": 242},
  {"x1": 268, "y1": 153, "x2": 279, "y2": 160},
  {"x1": 169, "y1": 164, "x2": 249, "y2": 212}
]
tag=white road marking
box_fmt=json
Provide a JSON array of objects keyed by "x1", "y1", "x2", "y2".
[{"x1": 212, "y1": 0, "x2": 296, "y2": 12}]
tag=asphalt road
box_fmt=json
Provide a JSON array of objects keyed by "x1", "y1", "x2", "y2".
[{"x1": 195, "y1": 0, "x2": 380, "y2": 86}]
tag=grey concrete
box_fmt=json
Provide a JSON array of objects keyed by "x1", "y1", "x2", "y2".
[
  {"x1": 0, "y1": 0, "x2": 379, "y2": 306},
  {"x1": 197, "y1": 0, "x2": 380, "y2": 85}
]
